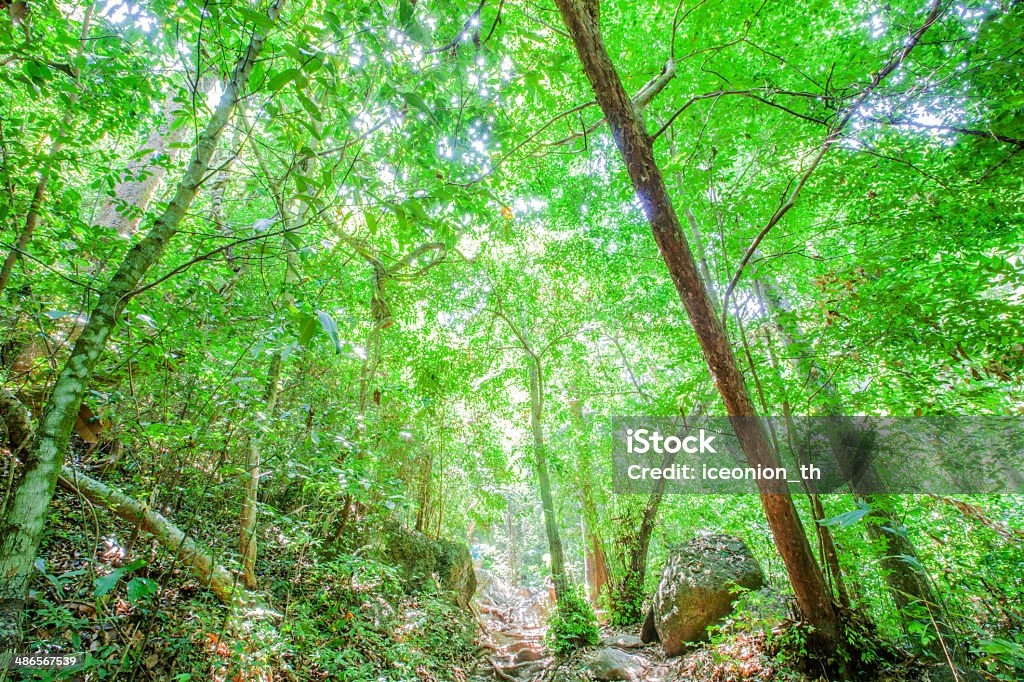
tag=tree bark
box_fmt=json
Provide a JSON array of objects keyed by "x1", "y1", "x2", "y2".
[
  {"x1": 552, "y1": 0, "x2": 843, "y2": 648},
  {"x1": 237, "y1": 126, "x2": 317, "y2": 588},
  {"x1": 0, "y1": 6, "x2": 93, "y2": 295},
  {"x1": 529, "y1": 359, "x2": 569, "y2": 603},
  {"x1": 0, "y1": 0, "x2": 285, "y2": 659},
  {"x1": 92, "y1": 88, "x2": 192, "y2": 239}
]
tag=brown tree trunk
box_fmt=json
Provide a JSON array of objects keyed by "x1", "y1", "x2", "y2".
[
  {"x1": 584, "y1": 524, "x2": 610, "y2": 608},
  {"x1": 568, "y1": 390, "x2": 609, "y2": 606},
  {"x1": 0, "y1": 0, "x2": 285, "y2": 660},
  {"x1": 552, "y1": 0, "x2": 843, "y2": 648}
]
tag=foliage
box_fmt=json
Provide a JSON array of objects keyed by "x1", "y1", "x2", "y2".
[
  {"x1": 544, "y1": 583, "x2": 600, "y2": 658},
  {"x1": 1, "y1": 0, "x2": 1023, "y2": 676}
]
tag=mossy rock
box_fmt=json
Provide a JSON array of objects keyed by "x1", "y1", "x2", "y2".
[
  {"x1": 378, "y1": 523, "x2": 476, "y2": 608},
  {"x1": 652, "y1": 531, "x2": 764, "y2": 656}
]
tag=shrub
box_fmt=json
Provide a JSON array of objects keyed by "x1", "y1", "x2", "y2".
[{"x1": 545, "y1": 583, "x2": 600, "y2": 657}]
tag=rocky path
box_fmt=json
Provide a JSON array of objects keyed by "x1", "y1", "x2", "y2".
[
  {"x1": 468, "y1": 570, "x2": 551, "y2": 681},
  {"x1": 467, "y1": 570, "x2": 675, "y2": 682}
]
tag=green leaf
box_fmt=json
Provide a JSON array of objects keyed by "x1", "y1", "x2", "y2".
[
  {"x1": 298, "y1": 313, "x2": 317, "y2": 347},
  {"x1": 398, "y1": 0, "x2": 414, "y2": 26},
  {"x1": 94, "y1": 570, "x2": 122, "y2": 598},
  {"x1": 238, "y1": 6, "x2": 275, "y2": 30},
  {"x1": 819, "y1": 502, "x2": 871, "y2": 528},
  {"x1": 297, "y1": 91, "x2": 322, "y2": 121},
  {"x1": 126, "y1": 577, "x2": 159, "y2": 602},
  {"x1": 317, "y1": 310, "x2": 342, "y2": 353},
  {"x1": 268, "y1": 68, "x2": 300, "y2": 92},
  {"x1": 401, "y1": 92, "x2": 436, "y2": 124}
]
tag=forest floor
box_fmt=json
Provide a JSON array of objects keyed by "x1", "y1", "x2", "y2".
[
  {"x1": 466, "y1": 570, "x2": 943, "y2": 682},
  {"x1": 467, "y1": 569, "x2": 799, "y2": 682},
  {"x1": 11, "y1": 472, "x2": 961, "y2": 682}
]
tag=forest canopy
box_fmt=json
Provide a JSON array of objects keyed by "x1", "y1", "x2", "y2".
[{"x1": 0, "y1": 0, "x2": 1022, "y2": 679}]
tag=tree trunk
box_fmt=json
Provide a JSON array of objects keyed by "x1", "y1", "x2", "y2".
[
  {"x1": 0, "y1": 6, "x2": 92, "y2": 295},
  {"x1": 239, "y1": 352, "x2": 282, "y2": 588},
  {"x1": 616, "y1": 401, "x2": 707, "y2": 623},
  {"x1": 92, "y1": 88, "x2": 191, "y2": 239},
  {"x1": 583, "y1": 522, "x2": 610, "y2": 607},
  {"x1": 758, "y1": 270, "x2": 949, "y2": 658},
  {"x1": 552, "y1": 0, "x2": 843, "y2": 648},
  {"x1": 0, "y1": 0, "x2": 285, "y2": 659},
  {"x1": 60, "y1": 468, "x2": 240, "y2": 602},
  {"x1": 568, "y1": 390, "x2": 609, "y2": 606},
  {"x1": 529, "y1": 359, "x2": 568, "y2": 603},
  {"x1": 237, "y1": 127, "x2": 316, "y2": 588}
]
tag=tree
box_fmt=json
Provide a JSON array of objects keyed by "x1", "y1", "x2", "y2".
[
  {"x1": 552, "y1": 0, "x2": 845, "y2": 650},
  {"x1": 0, "y1": 0, "x2": 286, "y2": 658}
]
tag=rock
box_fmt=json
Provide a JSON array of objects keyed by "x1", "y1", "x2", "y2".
[
  {"x1": 584, "y1": 647, "x2": 646, "y2": 681},
  {"x1": 433, "y1": 539, "x2": 476, "y2": 608},
  {"x1": 640, "y1": 607, "x2": 659, "y2": 643},
  {"x1": 381, "y1": 523, "x2": 436, "y2": 587},
  {"x1": 652, "y1": 532, "x2": 765, "y2": 656},
  {"x1": 601, "y1": 633, "x2": 645, "y2": 649},
  {"x1": 379, "y1": 523, "x2": 476, "y2": 607}
]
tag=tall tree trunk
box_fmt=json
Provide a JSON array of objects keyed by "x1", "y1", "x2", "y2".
[
  {"x1": 0, "y1": 5, "x2": 92, "y2": 295},
  {"x1": 568, "y1": 392, "x2": 609, "y2": 607},
  {"x1": 552, "y1": 0, "x2": 843, "y2": 649},
  {"x1": 237, "y1": 116, "x2": 317, "y2": 588},
  {"x1": 91, "y1": 88, "x2": 192, "y2": 239},
  {"x1": 757, "y1": 270, "x2": 950, "y2": 658},
  {"x1": 239, "y1": 353, "x2": 282, "y2": 588},
  {"x1": 529, "y1": 358, "x2": 568, "y2": 603},
  {"x1": 0, "y1": 0, "x2": 285, "y2": 660}
]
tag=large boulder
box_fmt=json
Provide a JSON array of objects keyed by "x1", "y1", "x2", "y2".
[
  {"x1": 433, "y1": 538, "x2": 476, "y2": 608},
  {"x1": 583, "y1": 647, "x2": 646, "y2": 681},
  {"x1": 379, "y1": 524, "x2": 476, "y2": 607},
  {"x1": 652, "y1": 532, "x2": 764, "y2": 656}
]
